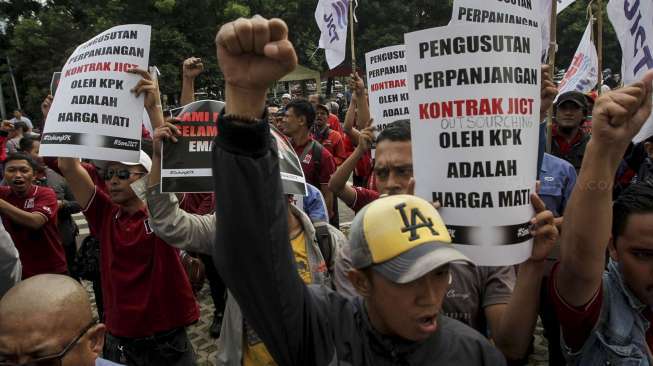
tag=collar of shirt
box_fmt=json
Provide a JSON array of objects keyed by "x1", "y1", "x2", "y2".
[{"x1": 553, "y1": 124, "x2": 585, "y2": 155}]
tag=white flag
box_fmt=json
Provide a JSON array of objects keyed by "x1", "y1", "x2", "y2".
[
  {"x1": 557, "y1": 0, "x2": 577, "y2": 14},
  {"x1": 608, "y1": 0, "x2": 653, "y2": 142},
  {"x1": 315, "y1": 0, "x2": 349, "y2": 69},
  {"x1": 557, "y1": 21, "x2": 598, "y2": 96}
]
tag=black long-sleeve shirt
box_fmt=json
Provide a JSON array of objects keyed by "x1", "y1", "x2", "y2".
[{"x1": 212, "y1": 114, "x2": 506, "y2": 366}]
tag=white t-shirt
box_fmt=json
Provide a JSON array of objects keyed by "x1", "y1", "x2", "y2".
[{"x1": 9, "y1": 116, "x2": 33, "y2": 129}]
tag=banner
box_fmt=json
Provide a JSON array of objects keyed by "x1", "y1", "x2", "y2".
[
  {"x1": 315, "y1": 0, "x2": 349, "y2": 69},
  {"x1": 450, "y1": 0, "x2": 546, "y2": 60},
  {"x1": 271, "y1": 126, "x2": 307, "y2": 196},
  {"x1": 50, "y1": 72, "x2": 61, "y2": 96},
  {"x1": 557, "y1": 21, "x2": 599, "y2": 96},
  {"x1": 557, "y1": 0, "x2": 577, "y2": 14},
  {"x1": 365, "y1": 45, "x2": 409, "y2": 134},
  {"x1": 161, "y1": 100, "x2": 223, "y2": 193},
  {"x1": 608, "y1": 0, "x2": 653, "y2": 142},
  {"x1": 405, "y1": 23, "x2": 541, "y2": 266},
  {"x1": 40, "y1": 24, "x2": 151, "y2": 162}
]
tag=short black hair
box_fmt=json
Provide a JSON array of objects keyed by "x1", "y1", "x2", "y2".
[
  {"x1": 4, "y1": 152, "x2": 39, "y2": 172},
  {"x1": 18, "y1": 136, "x2": 39, "y2": 153},
  {"x1": 13, "y1": 121, "x2": 28, "y2": 133},
  {"x1": 377, "y1": 119, "x2": 411, "y2": 144},
  {"x1": 612, "y1": 181, "x2": 653, "y2": 242},
  {"x1": 286, "y1": 99, "x2": 315, "y2": 129}
]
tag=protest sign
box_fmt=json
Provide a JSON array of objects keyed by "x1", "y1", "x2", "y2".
[
  {"x1": 161, "y1": 100, "x2": 223, "y2": 193},
  {"x1": 40, "y1": 24, "x2": 151, "y2": 162},
  {"x1": 405, "y1": 23, "x2": 541, "y2": 266},
  {"x1": 50, "y1": 72, "x2": 61, "y2": 96},
  {"x1": 557, "y1": 21, "x2": 598, "y2": 96},
  {"x1": 365, "y1": 45, "x2": 409, "y2": 134},
  {"x1": 271, "y1": 126, "x2": 308, "y2": 196},
  {"x1": 451, "y1": 0, "x2": 546, "y2": 60},
  {"x1": 608, "y1": 0, "x2": 653, "y2": 142}
]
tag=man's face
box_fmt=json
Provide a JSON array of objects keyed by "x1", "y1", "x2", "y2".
[
  {"x1": 374, "y1": 140, "x2": 413, "y2": 195},
  {"x1": 610, "y1": 213, "x2": 653, "y2": 306},
  {"x1": 0, "y1": 315, "x2": 99, "y2": 366},
  {"x1": 364, "y1": 265, "x2": 451, "y2": 341},
  {"x1": 12, "y1": 111, "x2": 20, "y2": 119},
  {"x1": 4, "y1": 160, "x2": 34, "y2": 195},
  {"x1": 104, "y1": 163, "x2": 146, "y2": 205},
  {"x1": 308, "y1": 95, "x2": 319, "y2": 107},
  {"x1": 280, "y1": 108, "x2": 304, "y2": 137},
  {"x1": 555, "y1": 101, "x2": 585, "y2": 129},
  {"x1": 315, "y1": 108, "x2": 329, "y2": 128},
  {"x1": 267, "y1": 107, "x2": 279, "y2": 125},
  {"x1": 282, "y1": 97, "x2": 290, "y2": 106}
]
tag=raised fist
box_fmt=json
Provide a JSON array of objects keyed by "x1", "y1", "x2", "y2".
[
  {"x1": 183, "y1": 57, "x2": 204, "y2": 79},
  {"x1": 216, "y1": 16, "x2": 297, "y2": 93}
]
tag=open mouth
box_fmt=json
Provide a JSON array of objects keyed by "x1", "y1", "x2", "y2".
[{"x1": 416, "y1": 314, "x2": 438, "y2": 334}]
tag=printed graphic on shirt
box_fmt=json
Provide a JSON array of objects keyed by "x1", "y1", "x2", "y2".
[
  {"x1": 24, "y1": 198, "x2": 35, "y2": 209},
  {"x1": 290, "y1": 232, "x2": 313, "y2": 284}
]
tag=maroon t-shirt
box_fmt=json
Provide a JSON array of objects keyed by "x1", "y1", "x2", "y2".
[
  {"x1": 0, "y1": 185, "x2": 67, "y2": 278},
  {"x1": 292, "y1": 138, "x2": 336, "y2": 188},
  {"x1": 180, "y1": 193, "x2": 215, "y2": 215},
  {"x1": 83, "y1": 187, "x2": 199, "y2": 338},
  {"x1": 350, "y1": 186, "x2": 380, "y2": 213}
]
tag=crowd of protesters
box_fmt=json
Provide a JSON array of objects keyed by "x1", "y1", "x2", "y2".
[{"x1": 0, "y1": 15, "x2": 651, "y2": 366}]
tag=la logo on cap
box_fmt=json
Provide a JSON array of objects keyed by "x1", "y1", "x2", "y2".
[{"x1": 394, "y1": 202, "x2": 438, "y2": 241}]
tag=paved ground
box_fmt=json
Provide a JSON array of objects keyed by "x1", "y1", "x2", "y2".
[{"x1": 75, "y1": 200, "x2": 551, "y2": 366}]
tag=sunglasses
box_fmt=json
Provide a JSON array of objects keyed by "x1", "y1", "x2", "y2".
[
  {"x1": 0, "y1": 321, "x2": 96, "y2": 366},
  {"x1": 104, "y1": 169, "x2": 146, "y2": 181}
]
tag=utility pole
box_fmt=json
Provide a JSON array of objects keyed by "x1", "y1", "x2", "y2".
[{"x1": 6, "y1": 56, "x2": 20, "y2": 110}]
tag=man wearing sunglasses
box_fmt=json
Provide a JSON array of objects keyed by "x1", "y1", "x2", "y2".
[
  {"x1": 57, "y1": 68, "x2": 199, "y2": 366},
  {"x1": 0, "y1": 274, "x2": 122, "y2": 366}
]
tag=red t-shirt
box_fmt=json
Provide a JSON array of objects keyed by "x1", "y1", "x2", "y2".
[
  {"x1": 314, "y1": 128, "x2": 348, "y2": 166},
  {"x1": 552, "y1": 125, "x2": 586, "y2": 155},
  {"x1": 292, "y1": 139, "x2": 336, "y2": 188},
  {"x1": 0, "y1": 185, "x2": 67, "y2": 278},
  {"x1": 350, "y1": 186, "x2": 380, "y2": 213},
  {"x1": 549, "y1": 263, "x2": 653, "y2": 352},
  {"x1": 180, "y1": 193, "x2": 215, "y2": 215},
  {"x1": 83, "y1": 187, "x2": 199, "y2": 338},
  {"x1": 328, "y1": 113, "x2": 343, "y2": 135},
  {"x1": 342, "y1": 135, "x2": 373, "y2": 185}
]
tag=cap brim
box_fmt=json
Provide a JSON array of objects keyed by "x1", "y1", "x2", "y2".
[
  {"x1": 372, "y1": 243, "x2": 472, "y2": 284},
  {"x1": 556, "y1": 98, "x2": 584, "y2": 108}
]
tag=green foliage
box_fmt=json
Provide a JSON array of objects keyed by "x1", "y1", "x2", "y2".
[{"x1": 0, "y1": 0, "x2": 629, "y2": 123}]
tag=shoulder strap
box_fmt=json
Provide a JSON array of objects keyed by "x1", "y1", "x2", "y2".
[
  {"x1": 311, "y1": 140, "x2": 322, "y2": 174},
  {"x1": 313, "y1": 221, "x2": 332, "y2": 270}
]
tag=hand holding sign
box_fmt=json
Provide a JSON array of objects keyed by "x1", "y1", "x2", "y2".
[
  {"x1": 528, "y1": 193, "x2": 558, "y2": 263},
  {"x1": 182, "y1": 57, "x2": 204, "y2": 79},
  {"x1": 153, "y1": 120, "x2": 180, "y2": 158},
  {"x1": 540, "y1": 65, "x2": 558, "y2": 120},
  {"x1": 41, "y1": 95, "x2": 53, "y2": 121},
  {"x1": 216, "y1": 15, "x2": 297, "y2": 117},
  {"x1": 591, "y1": 71, "x2": 653, "y2": 155},
  {"x1": 349, "y1": 72, "x2": 365, "y2": 99}
]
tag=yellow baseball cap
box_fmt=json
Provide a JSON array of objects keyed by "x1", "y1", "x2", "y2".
[{"x1": 349, "y1": 195, "x2": 472, "y2": 284}]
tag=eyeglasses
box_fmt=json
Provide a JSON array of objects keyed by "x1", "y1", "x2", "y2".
[
  {"x1": 104, "y1": 169, "x2": 146, "y2": 181},
  {"x1": 0, "y1": 321, "x2": 96, "y2": 366}
]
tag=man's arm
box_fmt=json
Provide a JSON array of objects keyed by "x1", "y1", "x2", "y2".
[
  {"x1": 342, "y1": 95, "x2": 361, "y2": 144},
  {"x1": 349, "y1": 73, "x2": 369, "y2": 131},
  {"x1": 180, "y1": 57, "x2": 203, "y2": 106},
  {"x1": 213, "y1": 16, "x2": 336, "y2": 365},
  {"x1": 57, "y1": 158, "x2": 96, "y2": 208},
  {"x1": 0, "y1": 199, "x2": 47, "y2": 230},
  {"x1": 556, "y1": 72, "x2": 653, "y2": 307},
  {"x1": 328, "y1": 127, "x2": 373, "y2": 205},
  {"x1": 489, "y1": 195, "x2": 558, "y2": 360}
]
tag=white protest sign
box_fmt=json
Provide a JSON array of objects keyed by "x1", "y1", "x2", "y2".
[
  {"x1": 405, "y1": 23, "x2": 541, "y2": 266},
  {"x1": 40, "y1": 24, "x2": 151, "y2": 162},
  {"x1": 608, "y1": 0, "x2": 653, "y2": 142},
  {"x1": 365, "y1": 45, "x2": 409, "y2": 133},
  {"x1": 557, "y1": 21, "x2": 598, "y2": 96},
  {"x1": 450, "y1": 0, "x2": 545, "y2": 60}
]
